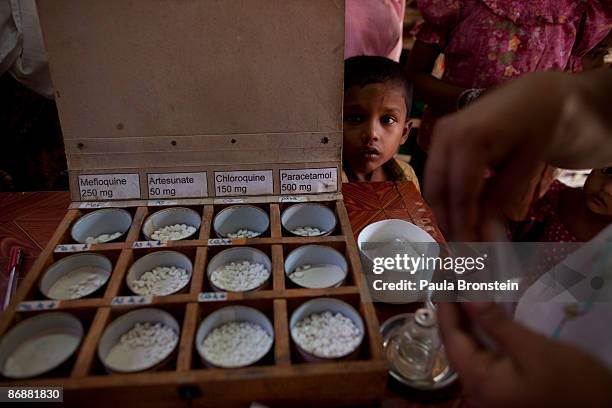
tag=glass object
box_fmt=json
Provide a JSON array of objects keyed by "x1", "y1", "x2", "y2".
[{"x1": 388, "y1": 308, "x2": 441, "y2": 381}]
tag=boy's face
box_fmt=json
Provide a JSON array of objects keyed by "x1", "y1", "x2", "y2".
[
  {"x1": 343, "y1": 82, "x2": 410, "y2": 178},
  {"x1": 584, "y1": 167, "x2": 612, "y2": 216}
]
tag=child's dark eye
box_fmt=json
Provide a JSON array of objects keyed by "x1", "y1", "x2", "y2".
[
  {"x1": 602, "y1": 167, "x2": 612, "y2": 176},
  {"x1": 380, "y1": 115, "x2": 397, "y2": 125},
  {"x1": 344, "y1": 114, "x2": 363, "y2": 123}
]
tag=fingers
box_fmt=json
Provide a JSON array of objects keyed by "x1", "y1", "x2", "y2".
[
  {"x1": 437, "y1": 303, "x2": 491, "y2": 385},
  {"x1": 461, "y1": 302, "x2": 548, "y2": 367},
  {"x1": 448, "y1": 144, "x2": 487, "y2": 241},
  {"x1": 424, "y1": 119, "x2": 452, "y2": 235}
]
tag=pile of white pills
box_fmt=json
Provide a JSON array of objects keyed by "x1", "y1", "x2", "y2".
[
  {"x1": 226, "y1": 229, "x2": 261, "y2": 239},
  {"x1": 290, "y1": 226, "x2": 322, "y2": 236},
  {"x1": 131, "y1": 266, "x2": 190, "y2": 296},
  {"x1": 201, "y1": 321, "x2": 272, "y2": 367},
  {"x1": 85, "y1": 232, "x2": 122, "y2": 244},
  {"x1": 105, "y1": 322, "x2": 178, "y2": 372},
  {"x1": 47, "y1": 267, "x2": 106, "y2": 299},
  {"x1": 151, "y1": 224, "x2": 196, "y2": 241},
  {"x1": 210, "y1": 261, "x2": 270, "y2": 292},
  {"x1": 292, "y1": 311, "x2": 362, "y2": 358}
]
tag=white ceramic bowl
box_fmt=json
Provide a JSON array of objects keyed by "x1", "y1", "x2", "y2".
[
  {"x1": 281, "y1": 203, "x2": 337, "y2": 236},
  {"x1": 284, "y1": 245, "x2": 347, "y2": 288},
  {"x1": 97, "y1": 308, "x2": 180, "y2": 373},
  {"x1": 357, "y1": 219, "x2": 439, "y2": 303},
  {"x1": 213, "y1": 205, "x2": 269, "y2": 238},
  {"x1": 289, "y1": 298, "x2": 364, "y2": 362},
  {"x1": 39, "y1": 253, "x2": 113, "y2": 300},
  {"x1": 206, "y1": 247, "x2": 272, "y2": 292},
  {"x1": 142, "y1": 207, "x2": 201, "y2": 241},
  {"x1": 71, "y1": 208, "x2": 133, "y2": 244},
  {"x1": 0, "y1": 312, "x2": 83, "y2": 378},
  {"x1": 195, "y1": 305, "x2": 274, "y2": 368},
  {"x1": 126, "y1": 251, "x2": 193, "y2": 296}
]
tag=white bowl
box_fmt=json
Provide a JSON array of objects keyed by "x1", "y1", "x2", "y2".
[
  {"x1": 213, "y1": 205, "x2": 269, "y2": 238},
  {"x1": 0, "y1": 312, "x2": 83, "y2": 378},
  {"x1": 97, "y1": 308, "x2": 180, "y2": 373},
  {"x1": 357, "y1": 219, "x2": 439, "y2": 303},
  {"x1": 71, "y1": 208, "x2": 132, "y2": 244},
  {"x1": 142, "y1": 207, "x2": 201, "y2": 241},
  {"x1": 126, "y1": 251, "x2": 193, "y2": 296},
  {"x1": 195, "y1": 305, "x2": 274, "y2": 368},
  {"x1": 39, "y1": 253, "x2": 113, "y2": 300},
  {"x1": 284, "y1": 245, "x2": 347, "y2": 288},
  {"x1": 206, "y1": 247, "x2": 272, "y2": 292},
  {"x1": 289, "y1": 298, "x2": 364, "y2": 362},
  {"x1": 281, "y1": 203, "x2": 336, "y2": 236}
]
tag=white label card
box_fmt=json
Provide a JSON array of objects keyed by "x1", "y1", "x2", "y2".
[
  {"x1": 54, "y1": 244, "x2": 91, "y2": 253},
  {"x1": 214, "y1": 170, "x2": 273, "y2": 196},
  {"x1": 147, "y1": 172, "x2": 208, "y2": 198},
  {"x1": 111, "y1": 296, "x2": 153, "y2": 306},
  {"x1": 18, "y1": 300, "x2": 59, "y2": 311},
  {"x1": 79, "y1": 201, "x2": 111, "y2": 209},
  {"x1": 198, "y1": 292, "x2": 228, "y2": 302},
  {"x1": 208, "y1": 238, "x2": 233, "y2": 245},
  {"x1": 280, "y1": 167, "x2": 338, "y2": 194},
  {"x1": 78, "y1": 174, "x2": 140, "y2": 200},
  {"x1": 279, "y1": 195, "x2": 308, "y2": 203},
  {"x1": 132, "y1": 241, "x2": 167, "y2": 249}
]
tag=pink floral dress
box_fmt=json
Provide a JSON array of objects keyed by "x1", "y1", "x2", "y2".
[{"x1": 415, "y1": 0, "x2": 612, "y2": 150}]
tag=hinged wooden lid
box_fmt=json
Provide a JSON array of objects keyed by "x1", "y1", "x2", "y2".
[{"x1": 37, "y1": 0, "x2": 344, "y2": 201}]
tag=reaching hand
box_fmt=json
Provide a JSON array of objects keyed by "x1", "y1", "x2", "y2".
[{"x1": 437, "y1": 302, "x2": 612, "y2": 408}]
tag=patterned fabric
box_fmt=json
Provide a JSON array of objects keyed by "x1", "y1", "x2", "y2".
[
  {"x1": 415, "y1": 0, "x2": 612, "y2": 150},
  {"x1": 525, "y1": 180, "x2": 578, "y2": 243},
  {"x1": 345, "y1": 0, "x2": 406, "y2": 62},
  {"x1": 341, "y1": 158, "x2": 421, "y2": 192}
]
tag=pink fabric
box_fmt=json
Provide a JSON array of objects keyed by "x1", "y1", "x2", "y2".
[
  {"x1": 345, "y1": 0, "x2": 406, "y2": 62},
  {"x1": 415, "y1": 0, "x2": 612, "y2": 149}
]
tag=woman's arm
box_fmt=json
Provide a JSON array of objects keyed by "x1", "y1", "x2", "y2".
[{"x1": 405, "y1": 40, "x2": 466, "y2": 112}]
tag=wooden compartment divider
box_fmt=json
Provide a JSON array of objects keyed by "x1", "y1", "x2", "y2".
[{"x1": 0, "y1": 197, "x2": 388, "y2": 407}]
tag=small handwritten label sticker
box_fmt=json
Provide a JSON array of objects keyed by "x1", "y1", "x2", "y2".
[
  {"x1": 54, "y1": 244, "x2": 91, "y2": 253},
  {"x1": 279, "y1": 195, "x2": 307, "y2": 203},
  {"x1": 198, "y1": 292, "x2": 228, "y2": 302},
  {"x1": 207, "y1": 238, "x2": 233, "y2": 246},
  {"x1": 132, "y1": 241, "x2": 167, "y2": 249},
  {"x1": 18, "y1": 300, "x2": 59, "y2": 311},
  {"x1": 111, "y1": 296, "x2": 153, "y2": 306},
  {"x1": 79, "y1": 201, "x2": 111, "y2": 209},
  {"x1": 146, "y1": 199, "x2": 179, "y2": 207}
]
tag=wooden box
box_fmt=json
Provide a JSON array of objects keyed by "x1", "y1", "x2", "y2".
[{"x1": 0, "y1": 1, "x2": 388, "y2": 406}]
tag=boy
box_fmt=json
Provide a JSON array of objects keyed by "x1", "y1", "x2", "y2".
[{"x1": 342, "y1": 56, "x2": 419, "y2": 190}]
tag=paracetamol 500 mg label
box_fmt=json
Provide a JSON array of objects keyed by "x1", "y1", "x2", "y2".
[{"x1": 280, "y1": 167, "x2": 337, "y2": 194}]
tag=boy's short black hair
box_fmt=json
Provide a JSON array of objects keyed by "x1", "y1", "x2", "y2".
[{"x1": 344, "y1": 56, "x2": 413, "y2": 117}]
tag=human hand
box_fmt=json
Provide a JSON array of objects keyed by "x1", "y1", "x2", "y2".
[
  {"x1": 424, "y1": 70, "x2": 612, "y2": 241},
  {"x1": 438, "y1": 302, "x2": 612, "y2": 408}
]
